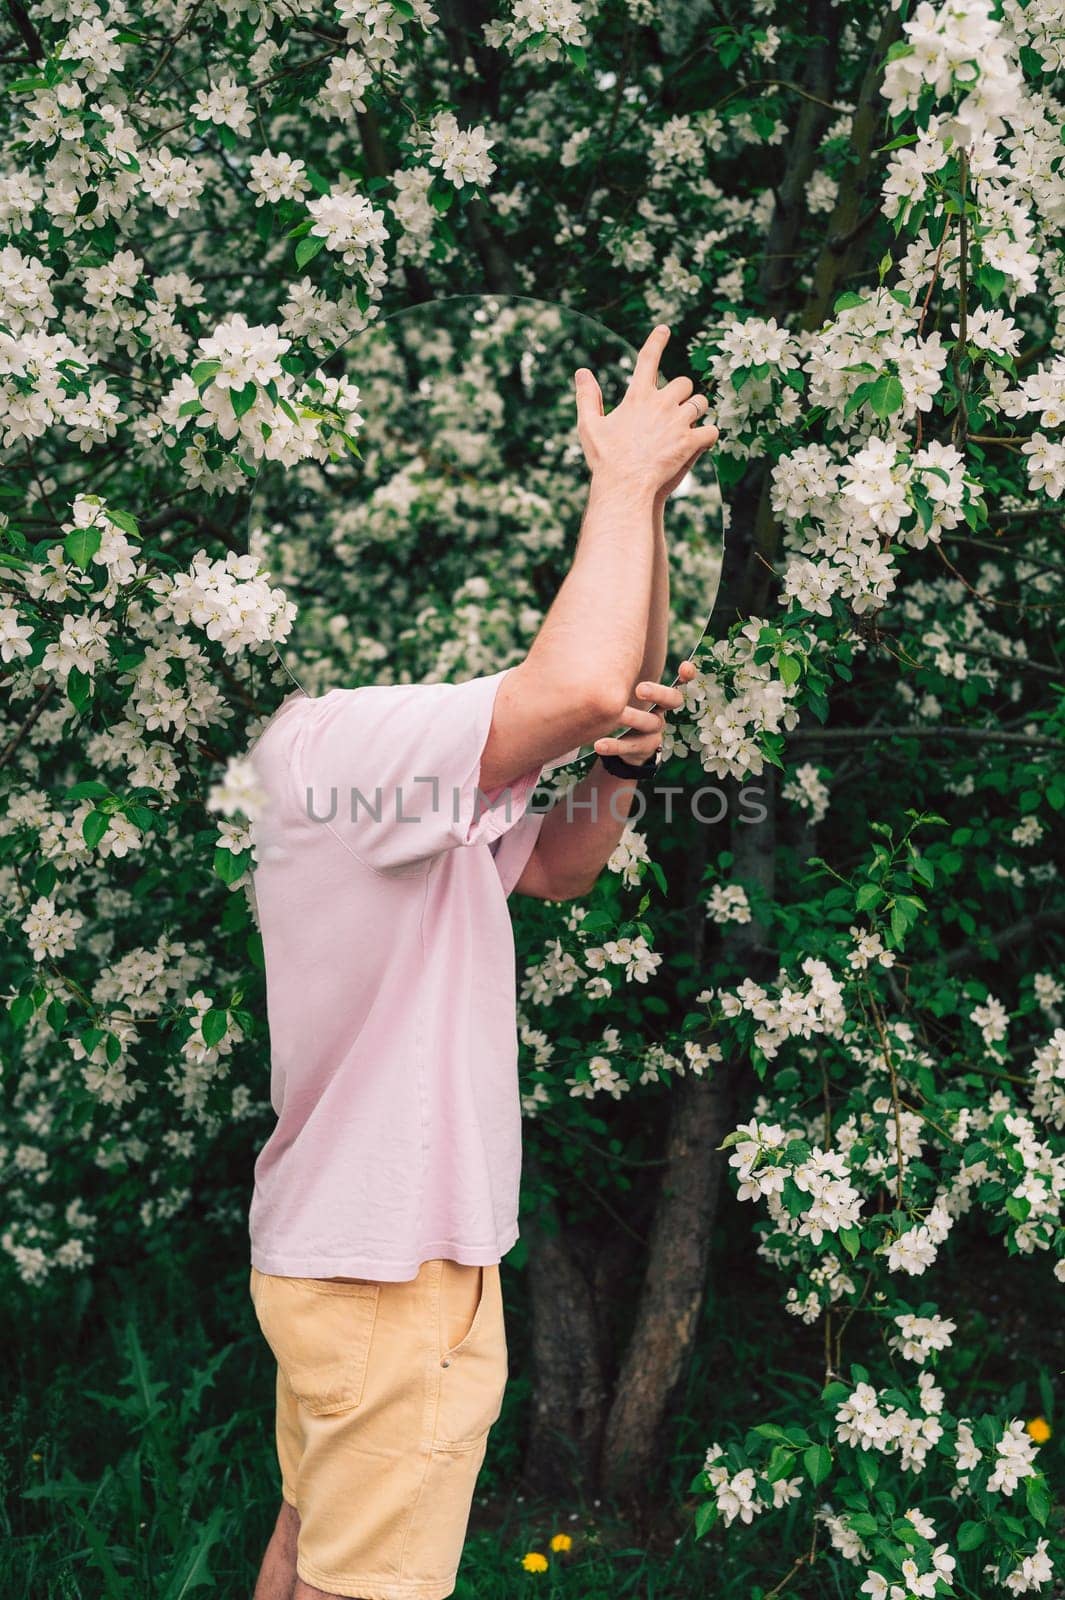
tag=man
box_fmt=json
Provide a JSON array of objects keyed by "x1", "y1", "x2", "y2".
[{"x1": 246, "y1": 322, "x2": 717, "y2": 1600}]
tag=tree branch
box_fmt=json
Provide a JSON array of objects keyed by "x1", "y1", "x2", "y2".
[
  {"x1": 946, "y1": 908, "x2": 1065, "y2": 971},
  {"x1": 787, "y1": 724, "x2": 1064, "y2": 750}
]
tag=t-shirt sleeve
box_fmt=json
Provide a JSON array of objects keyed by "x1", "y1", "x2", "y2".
[
  {"x1": 291, "y1": 666, "x2": 544, "y2": 873},
  {"x1": 488, "y1": 805, "x2": 546, "y2": 896}
]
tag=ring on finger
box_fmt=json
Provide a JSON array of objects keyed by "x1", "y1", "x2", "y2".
[{"x1": 682, "y1": 393, "x2": 708, "y2": 419}]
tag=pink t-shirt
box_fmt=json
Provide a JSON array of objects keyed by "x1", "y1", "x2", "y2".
[{"x1": 246, "y1": 667, "x2": 548, "y2": 1281}]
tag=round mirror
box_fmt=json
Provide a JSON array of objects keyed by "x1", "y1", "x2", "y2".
[{"x1": 246, "y1": 294, "x2": 725, "y2": 761}]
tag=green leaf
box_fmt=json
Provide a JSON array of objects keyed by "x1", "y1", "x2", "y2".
[
  {"x1": 957, "y1": 1520, "x2": 987, "y2": 1551},
  {"x1": 854, "y1": 1449, "x2": 879, "y2": 1491},
  {"x1": 200, "y1": 1008, "x2": 228, "y2": 1049},
  {"x1": 839, "y1": 1226, "x2": 861, "y2": 1258},
  {"x1": 295, "y1": 232, "x2": 327, "y2": 268},
  {"x1": 67, "y1": 665, "x2": 93, "y2": 712},
  {"x1": 833, "y1": 292, "x2": 866, "y2": 312},
  {"x1": 214, "y1": 846, "x2": 249, "y2": 884},
  {"x1": 693, "y1": 1500, "x2": 718, "y2": 1539},
  {"x1": 106, "y1": 508, "x2": 140, "y2": 538},
  {"x1": 64, "y1": 526, "x2": 102, "y2": 570},
  {"x1": 231, "y1": 382, "x2": 258, "y2": 419},
  {"x1": 191, "y1": 359, "x2": 221, "y2": 386},
  {"x1": 9, "y1": 994, "x2": 34, "y2": 1028},
  {"x1": 778, "y1": 654, "x2": 801, "y2": 686},
  {"x1": 67, "y1": 779, "x2": 110, "y2": 801},
  {"x1": 82, "y1": 810, "x2": 110, "y2": 849},
  {"x1": 976, "y1": 263, "x2": 1008, "y2": 301},
  {"x1": 803, "y1": 1443, "x2": 833, "y2": 1486},
  {"x1": 867, "y1": 373, "x2": 905, "y2": 418}
]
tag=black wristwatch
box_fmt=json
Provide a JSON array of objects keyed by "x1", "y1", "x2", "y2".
[{"x1": 599, "y1": 748, "x2": 662, "y2": 780}]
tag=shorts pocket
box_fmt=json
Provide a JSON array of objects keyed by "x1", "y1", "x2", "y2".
[
  {"x1": 250, "y1": 1270, "x2": 381, "y2": 1416},
  {"x1": 432, "y1": 1263, "x2": 508, "y2": 1451}
]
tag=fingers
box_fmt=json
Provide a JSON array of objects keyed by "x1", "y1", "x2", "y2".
[
  {"x1": 630, "y1": 324, "x2": 671, "y2": 392},
  {"x1": 634, "y1": 677, "x2": 685, "y2": 710},
  {"x1": 593, "y1": 660, "x2": 699, "y2": 762},
  {"x1": 659, "y1": 374, "x2": 694, "y2": 404},
  {"x1": 573, "y1": 367, "x2": 603, "y2": 425},
  {"x1": 593, "y1": 731, "x2": 660, "y2": 762},
  {"x1": 611, "y1": 703, "x2": 666, "y2": 737}
]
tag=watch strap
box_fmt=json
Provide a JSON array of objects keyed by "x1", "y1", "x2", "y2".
[{"x1": 599, "y1": 749, "x2": 661, "y2": 780}]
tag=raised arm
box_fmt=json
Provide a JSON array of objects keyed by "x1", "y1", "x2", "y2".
[{"x1": 479, "y1": 325, "x2": 716, "y2": 793}]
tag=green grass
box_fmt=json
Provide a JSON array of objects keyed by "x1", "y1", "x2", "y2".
[{"x1": 2, "y1": 1202, "x2": 1060, "y2": 1598}]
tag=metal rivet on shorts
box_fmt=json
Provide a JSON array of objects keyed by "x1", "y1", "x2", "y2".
[{"x1": 441, "y1": 1358, "x2": 451, "y2": 1367}]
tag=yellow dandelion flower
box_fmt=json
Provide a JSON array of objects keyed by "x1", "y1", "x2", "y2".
[
  {"x1": 521, "y1": 1551, "x2": 549, "y2": 1573},
  {"x1": 1026, "y1": 1416, "x2": 1051, "y2": 1444},
  {"x1": 549, "y1": 1533, "x2": 573, "y2": 1552}
]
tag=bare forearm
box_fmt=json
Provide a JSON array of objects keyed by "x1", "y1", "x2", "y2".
[
  {"x1": 632, "y1": 495, "x2": 669, "y2": 692},
  {"x1": 520, "y1": 499, "x2": 670, "y2": 897},
  {"x1": 522, "y1": 470, "x2": 657, "y2": 714},
  {"x1": 517, "y1": 763, "x2": 641, "y2": 899}
]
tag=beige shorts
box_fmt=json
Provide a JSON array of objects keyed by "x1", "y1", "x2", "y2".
[{"x1": 249, "y1": 1258, "x2": 508, "y2": 1599}]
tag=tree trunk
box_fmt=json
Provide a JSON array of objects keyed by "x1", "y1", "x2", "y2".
[
  {"x1": 598, "y1": 770, "x2": 778, "y2": 1504},
  {"x1": 521, "y1": 1162, "x2": 611, "y2": 1495}
]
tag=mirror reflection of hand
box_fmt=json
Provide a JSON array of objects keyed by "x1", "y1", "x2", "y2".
[{"x1": 573, "y1": 325, "x2": 718, "y2": 498}]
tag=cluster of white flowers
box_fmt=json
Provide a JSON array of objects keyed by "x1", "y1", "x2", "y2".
[
  {"x1": 728, "y1": 1120, "x2": 865, "y2": 1248},
  {"x1": 889, "y1": 1310, "x2": 957, "y2": 1364},
  {"x1": 426, "y1": 111, "x2": 496, "y2": 190},
  {"x1": 772, "y1": 430, "x2": 972, "y2": 616},
  {"x1": 836, "y1": 1373, "x2": 945, "y2": 1472},
  {"x1": 858, "y1": 1510, "x2": 957, "y2": 1598},
  {"x1": 846, "y1": 925, "x2": 897, "y2": 972},
  {"x1": 699, "y1": 317, "x2": 803, "y2": 448},
  {"x1": 669, "y1": 620, "x2": 803, "y2": 780},
  {"x1": 882, "y1": 1199, "x2": 954, "y2": 1276},
  {"x1": 248, "y1": 150, "x2": 310, "y2": 207},
  {"x1": 784, "y1": 1253, "x2": 857, "y2": 1322},
  {"x1": 971, "y1": 992, "x2": 1010, "y2": 1051},
  {"x1": 567, "y1": 1053, "x2": 630, "y2": 1100},
  {"x1": 520, "y1": 935, "x2": 585, "y2": 1005},
  {"x1": 151, "y1": 549, "x2": 297, "y2": 659},
  {"x1": 207, "y1": 755, "x2": 268, "y2": 824},
  {"x1": 991, "y1": 1537, "x2": 1054, "y2": 1595},
  {"x1": 20, "y1": 895, "x2": 84, "y2": 963},
  {"x1": 306, "y1": 184, "x2": 389, "y2": 271},
  {"x1": 191, "y1": 75, "x2": 253, "y2": 137},
  {"x1": 606, "y1": 824, "x2": 649, "y2": 886},
  {"x1": 704, "y1": 883, "x2": 751, "y2": 925},
  {"x1": 160, "y1": 315, "x2": 364, "y2": 477},
  {"x1": 585, "y1": 934, "x2": 661, "y2": 985},
  {"x1": 1029, "y1": 1028, "x2": 1065, "y2": 1129},
  {"x1": 882, "y1": 0, "x2": 1023, "y2": 149},
  {"x1": 317, "y1": 52, "x2": 373, "y2": 122},
  {"x1": 716, "y1": 956, "x2": 847, "y2": 1060},
  {"x1": 781, "y1": 761, "x2": 830, "y2": 823},
  {"x1": 956, "y1": 1416, "x2": 1042, "y2": 1497},
  {"x1": 483, "y1": 0, "x2": 589, "y2": 64},
  {"x1": 701, "y1": 1442, "x2": 803, "y2": 1528}
]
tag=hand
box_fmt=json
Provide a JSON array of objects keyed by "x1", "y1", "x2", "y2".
[
  {"x1": 574, "y1": 325, "x2": 718, "y2": 500},
  {"x1": 592, "y1": 658, "x2": 697, "y2": 769}
]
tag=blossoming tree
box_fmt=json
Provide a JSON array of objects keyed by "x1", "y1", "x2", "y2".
[{"x1": 1, "y1": 0, "x2": 1063, "y2": 1593}]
